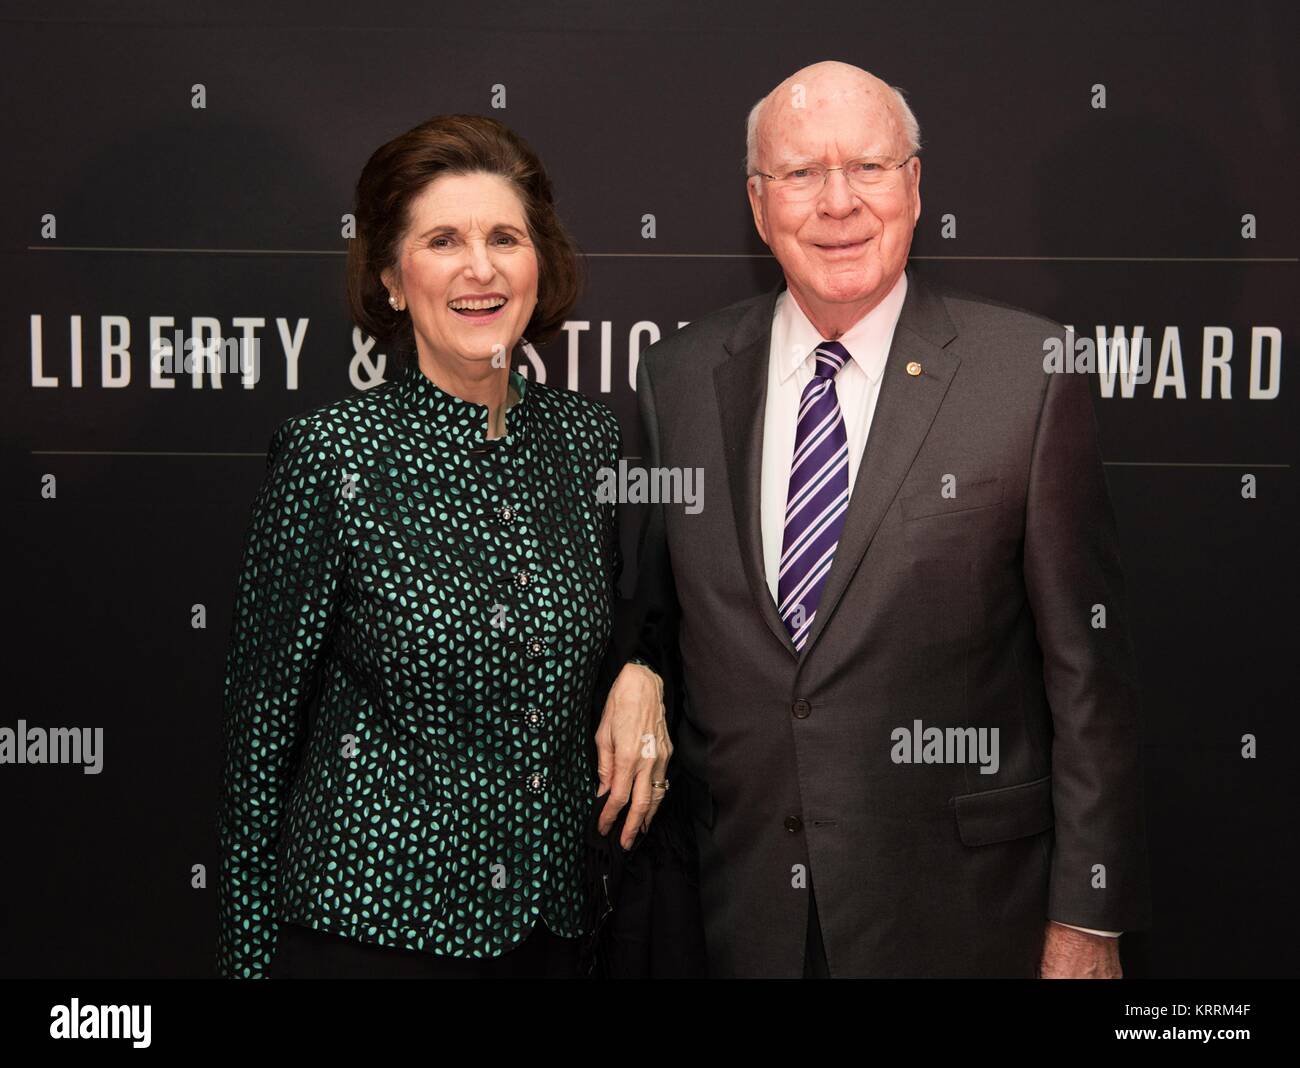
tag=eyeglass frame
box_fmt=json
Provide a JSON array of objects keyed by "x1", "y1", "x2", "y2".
[{"x1": 749, "y1": 152, "x2": 918, "y2": 194}]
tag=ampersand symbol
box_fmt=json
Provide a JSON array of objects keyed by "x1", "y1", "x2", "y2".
[{"x1": 349, "y1": 328, "x2": 387, "y2": 390}]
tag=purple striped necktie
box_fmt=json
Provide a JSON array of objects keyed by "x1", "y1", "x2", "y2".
[{"x1": 778, "y1": 339, "x2": 852, "y2": 651}]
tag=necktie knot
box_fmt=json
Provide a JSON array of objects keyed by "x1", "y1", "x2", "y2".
[{"x1": 813, "y1": 340, "x2": 851, "y2": 379}]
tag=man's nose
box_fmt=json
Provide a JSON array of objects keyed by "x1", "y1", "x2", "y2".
[{"x1": 816, "y1": 168, "x2": 859, "y2": 215}]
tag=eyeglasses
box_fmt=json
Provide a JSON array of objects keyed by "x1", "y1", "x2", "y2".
[{"x1": 751, "y1": 153, "x2": 917, "y2": 198}]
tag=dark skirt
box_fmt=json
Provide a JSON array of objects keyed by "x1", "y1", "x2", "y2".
[{"x1": 268, "y1": 918, "x2": 581, "y2": 979}]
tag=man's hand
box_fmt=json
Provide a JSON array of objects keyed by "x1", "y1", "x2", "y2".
[
  {"x1": 595, "y1": 661, "x2": 672, "y2": 849},
  {"x1": 1037, "y1": 921, "x2": 1122, "y2": 978}
]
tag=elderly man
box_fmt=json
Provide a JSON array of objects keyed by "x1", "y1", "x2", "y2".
[{"x1": 595, "y1": 60, "x2": 1152, "y2": 978}]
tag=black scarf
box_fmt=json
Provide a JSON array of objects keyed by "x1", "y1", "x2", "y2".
[{"x1": 580, "y1": 609, "x2": 708, "y2": 978}]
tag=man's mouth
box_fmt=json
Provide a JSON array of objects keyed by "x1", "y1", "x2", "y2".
[
  {"x1": 814, "y1": 238, "x2": 871, "y2": 252},
  {"x1": 448, "y1": 295, "x2": 508, "y2": 320}
]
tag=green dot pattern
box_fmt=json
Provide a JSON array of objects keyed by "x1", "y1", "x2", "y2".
[{"x1": 216, "y1": 362, "x2": 621, "y2": 978}]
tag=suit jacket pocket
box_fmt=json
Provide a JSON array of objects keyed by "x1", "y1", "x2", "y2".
[
  {"x1": 952, "y1": 773, "x2": 1053, "y2": 846},
  {"x1": 900, "y1": 476, "x2": 1003, "y2": 521}
]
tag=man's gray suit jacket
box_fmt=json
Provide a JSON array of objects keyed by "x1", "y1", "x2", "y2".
[{"x1": 616, "y1": 263, "x2": 1153, "y2": 977}]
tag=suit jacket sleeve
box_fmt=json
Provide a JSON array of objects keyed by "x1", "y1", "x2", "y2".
[
  {"x1": 600, "y1": 355, "x2": 685, "y2": 731},
  {"x1": 1023, "y1": 344, "x2": 1153, "y2": 932},
  {"x1": 216, "y1": 414, "x2": 346, "y2": 978}
]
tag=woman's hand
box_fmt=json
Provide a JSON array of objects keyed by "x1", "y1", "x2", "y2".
[{"x1": 595, "y1": 661, "x2": 673, "y2": 849}]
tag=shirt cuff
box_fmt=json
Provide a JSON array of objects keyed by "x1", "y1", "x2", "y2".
[{"x1": 1053, "y1": 921, "x2": 1122, "y2": 937}]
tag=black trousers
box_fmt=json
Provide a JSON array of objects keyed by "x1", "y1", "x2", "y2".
[
  {"x1": 268, "y1": 919, "x2": 581, "y2": 979},
  {"x1": 803, "y1": 878, "x2": 830, "y2": 979}
]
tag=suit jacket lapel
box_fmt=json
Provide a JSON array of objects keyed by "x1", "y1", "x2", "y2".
[
  {"x1": 713, "y1": 266, "x2": 961, "y2": 663},
  {"x1": 797, "y1": 265, "x2": 960, "y2": 658},
  {"x1": 713, "y1": 279, "x2": 799, "y2": 658}
]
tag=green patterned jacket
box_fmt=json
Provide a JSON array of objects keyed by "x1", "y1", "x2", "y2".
[{"x1": 216, "y1": 361, "x2": 621, "y2": 978}]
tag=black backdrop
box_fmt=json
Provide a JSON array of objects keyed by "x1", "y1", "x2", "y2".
[{"x1": 2, "y1": 0, "x2": 1296, "y2": 979}]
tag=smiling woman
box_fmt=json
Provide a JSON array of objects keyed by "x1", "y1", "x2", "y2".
[
  {"x1": 347, "y1": 114, "x2": 581, "y2": 389},
  {"x1": 377, "y1": 171, "x2": 540, "y2": 416},
  {"x1": 216, "y1": 115, "x2": 625, "y2": 980}
]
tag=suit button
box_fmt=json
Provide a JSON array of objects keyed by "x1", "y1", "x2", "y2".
[
  {"x1": 784, "y1": 816, "x2": 803, "y2": 833},
  {"x1": 792, "y1": 699, "x2": 811, "y2": 719}
]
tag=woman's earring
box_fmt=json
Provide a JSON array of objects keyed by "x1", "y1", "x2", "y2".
[{"x1": 388, "y1": 294, "x2": 402, "y2": 310}]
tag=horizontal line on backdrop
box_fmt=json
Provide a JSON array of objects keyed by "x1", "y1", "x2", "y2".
[
  {"x1": 595, "y1": 254, "x2": 1300, "y2": 263},
  {"x1": 32, "y1": 450, "x2": 267, "y2": 457},
  {"x1": 1102, "y1": 461, "x2": 1291, "y2": 468},
  {"x1": 22, "y1": 246, "x2": 1299, "y2": 263},
  {"x1": 26, "y1": 450, "x2": 1292, "y2": 468}
]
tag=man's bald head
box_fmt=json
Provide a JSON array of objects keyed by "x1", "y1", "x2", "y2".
[
  {"x1": 741, "y1": 59, "x2": 924, "y2": 339},
  {"x1": 745, "y1": 61, "x2": 920, "y2": 175}
]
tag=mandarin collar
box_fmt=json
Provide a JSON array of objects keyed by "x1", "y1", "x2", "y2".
[{"x1": 396, "y1": 362, "x2": 531, "y2": 452}]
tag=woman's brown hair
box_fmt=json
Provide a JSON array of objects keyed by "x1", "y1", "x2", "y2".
[{"x1": 346, "y1": 114, "x2": 583, "y2": 372}]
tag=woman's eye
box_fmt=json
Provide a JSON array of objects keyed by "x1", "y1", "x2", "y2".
[
  {"x1": 493, "y1": 233, "x2": 517, "y2": 246},
  {"x1": 430, "y1": 235, "x2": 455, "y2": 250}
]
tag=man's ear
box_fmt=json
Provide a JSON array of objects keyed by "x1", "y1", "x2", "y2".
[
  {"x1": 746, "y1": 177, "x2": 770, "y2": 246},
  {"x1": 910, "y1": 157, "x2": 922, "y2": 226}
]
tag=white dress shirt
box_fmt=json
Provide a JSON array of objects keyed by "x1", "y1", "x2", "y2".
[
  {"x1": 760, "y1": 270, "x2": 907, "y2": 605},
  {"x1": 757, "y1": 269, "x2": 1119, "y2": 941}
]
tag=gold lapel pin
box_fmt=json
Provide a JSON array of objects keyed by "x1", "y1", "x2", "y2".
[{"x1": 906, "y1": 361, "x2": 922, "y2": 376}]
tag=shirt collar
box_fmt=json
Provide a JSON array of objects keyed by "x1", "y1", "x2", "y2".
[
  {"x1": 396, "y1": 360, "x2": 531, "y2": 451},
  {"x1": 771, "y1": 269, "x2": 909, "y2": 385}
]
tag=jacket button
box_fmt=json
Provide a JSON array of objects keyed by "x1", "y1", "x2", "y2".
[
  {"x1": 526, "y1": 637, "x2": 545, "y2": 658},
  {"x1": 514, "y1": 569, "x2": 534, "y2": 589},
  {"x1": 784, "y1": 816, "x2": 803, "y2": 833},
  {"x1": 792, "y1": 699, "x2": 811, "y2": 719},
  {"x1": 524, "y1": 707, "x2": 544, "y2": 729}
]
